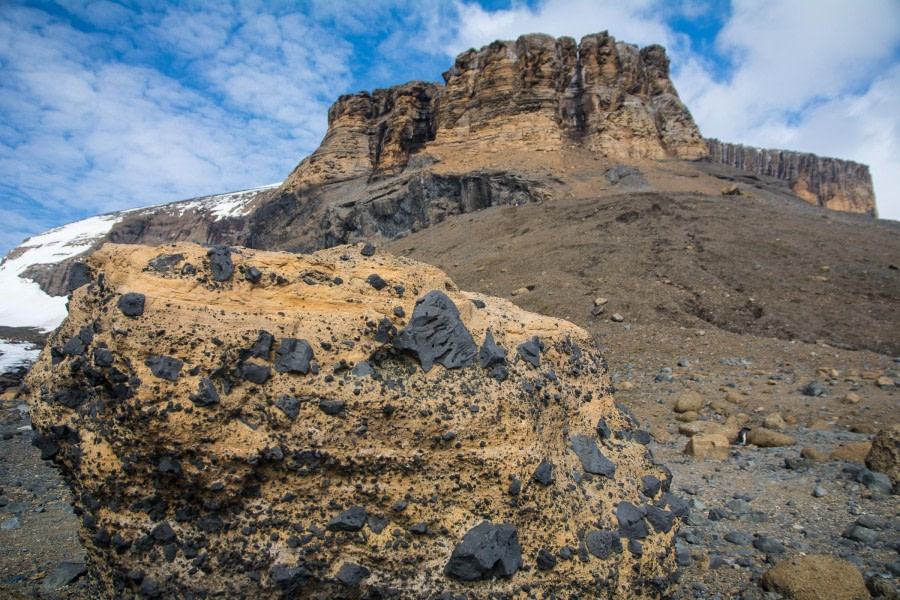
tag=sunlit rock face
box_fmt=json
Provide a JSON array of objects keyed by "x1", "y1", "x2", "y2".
[{"x1": 27, "y1": 241, "x2": 680, "y2": 598}]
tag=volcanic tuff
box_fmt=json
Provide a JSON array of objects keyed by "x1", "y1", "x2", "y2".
[{"x1": 26, "y1": 242, "x2": 680, "y2": 598}]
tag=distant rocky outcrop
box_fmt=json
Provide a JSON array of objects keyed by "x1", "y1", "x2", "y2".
[
  {"x1": 281, "y1": 32, "x2": 706, "y2": 195},
  {"x1": 705, "y1": 139, "x2": 876, "y2": 216},
  {"x1": 27, "y1": 241, "x2": 680, "y2": 598}
]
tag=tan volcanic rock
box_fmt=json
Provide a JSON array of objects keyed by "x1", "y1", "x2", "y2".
[
  {"x1": 27, "y1": 242, "x2": 679, "y2": 598},
  {"x1": 281, "y1": 32, "x2": 706, "y2": 195},
  {"x1": 706, "y1": 139, "x2": 876, "y2": 216},
  {"x1": 866, "y1": 425, "x2": 900, "y2": 491}
]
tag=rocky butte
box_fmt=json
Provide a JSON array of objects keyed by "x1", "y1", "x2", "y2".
[
  {"x1": 27, "y1": 242, "x2": 681, "y2": 597},
  {"x1": 0, "y1": 31, "x2": 877, "y2": 307}
]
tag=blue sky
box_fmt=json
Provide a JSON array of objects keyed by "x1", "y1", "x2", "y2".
[{"x1": 1, "y1": 0, "x2": 898, "y2": 256}]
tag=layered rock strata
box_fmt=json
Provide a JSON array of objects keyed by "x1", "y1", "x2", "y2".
[
  {"x1": 281, "y1": 32, "x2": 707, "y2": 195},
  {"x1": 705, "y1": 139, "x2": 876, "y2": 215},
  {"x1": 27, "y1": 242, "x2": 680, "y2": 598}
]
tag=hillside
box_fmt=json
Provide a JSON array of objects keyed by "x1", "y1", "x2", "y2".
[{"x1": 0, "y1": 30, "x2": 897, "y2": 600}]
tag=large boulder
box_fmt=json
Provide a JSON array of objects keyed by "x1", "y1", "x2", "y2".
[
  {"x1": 27, "y1": 242, "x2": 678, "y2": 599},
  {"x1": 761, "y1": 555, "x2": 869, "y2": 600}
]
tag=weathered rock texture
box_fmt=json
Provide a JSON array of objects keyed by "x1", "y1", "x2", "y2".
[
  {"x1": 281, "y1": 32, "x2": 706, "y2": 196},
  {"x1": 705, "y1": 139, "x2": 876, "y2": 216},
  {"x1": 27, "y1": 242, "x2": 679, "y2": 598}
]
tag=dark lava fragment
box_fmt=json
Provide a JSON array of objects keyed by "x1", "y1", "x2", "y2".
[
  {"x1": 68, "y1": 263, "x2": 92, "y2": 291},
  {"x1": 189, "y1": 378, "x2": 219, "y2": 407},
  {"x1": 366, "y1": 274, "x2": 387, "y2": 290},
  {"x1": 144, "y1": 356, "x2": 183, "y2": 381},
  {"x1": 275, "y1": 395, "x2": 300, "y2": 419},
  {"x1": 236, "y1": 362, "x2": 270, "y2": 384},
  {"x1": 516, "y1": 336, "x2": 542, "y2": 367},
  {"x1": 569, "y1": 434, "x2": 616, "y2": 478},
  {"x1": 337, "y1": 561, "x2": 371, "y2": 586},
  {"x1": 585, "y1": 530, "x2": 623, "y2": 559},
  {"x1": 326, "y1": 506, "x2": 367, "y2": 532},
  {"x1": 444, "y1": 521, "x2": 522, "y2": 581},
  {"x1": 393, "y1": 290, "x2": 477, "y2": 372},
  {"x1": 616, "y1": 502, "x2": 650, "y2": 539},
  {"x1": 532, "y1": 459, "x2": 554, "y2": 486},
  {"x1": 207, "y1": 246, "x2": 234, "y2": 282},
  {"x1": 478, "y1": 330, "x2": 507, "y2": 369},
  {"x1": 274, "y1": 338, "x2": 316, "y2": 374},
  {"x1": 117, "y1": 293, "x2": 145, "y2": 317}
]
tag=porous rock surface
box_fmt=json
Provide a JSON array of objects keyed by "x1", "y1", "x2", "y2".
[{"x1": 26, "y1": 242, "x2": 678, "y2": 598}]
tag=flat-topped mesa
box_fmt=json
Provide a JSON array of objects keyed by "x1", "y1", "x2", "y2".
[
  {"x1": 705, "y1": 139, "x2": 877, "y2": 216},
  {"x1": 27, "y1": 241, "x2": 681, "y2": 598},
  {"x1": 281, "y1": 32, "x2": 706, "y2": 193}
]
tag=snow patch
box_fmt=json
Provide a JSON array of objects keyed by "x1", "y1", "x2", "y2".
[
  {"x1": 158, "y1": 183, "x2": 280, "y2": 220},
  {"x1": 0, "y1": 183, "x2": 280, "y2": 334},
  {"x1": 0, "y1": 214, "x2": 123, "y2": 332},
  {"x1": 0, "y1": 339, "x2": 41, "y2": 373}
]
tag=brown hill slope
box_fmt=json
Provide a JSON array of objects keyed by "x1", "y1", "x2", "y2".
[{"x1": 382, "y1": 154, "x2": 899, "y2": 356}]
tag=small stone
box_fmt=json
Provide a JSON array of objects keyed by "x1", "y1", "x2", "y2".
[
  {"x1": 593, "y1": 297, "x2": 608, "y2": 307},
  {"x1": 684, "y1": 433, "x2": 729, "y2": 460},
  {"x1": 841, "y1": 392, "x2": 860, "y2": 405},
  {"x1": 812, "y1": 486, "x2": 827, "y2": 498},
  {"x1": 747, "y1": 428, "x2": 796, "y2": 448},
  {"x1": 516, "y1": 336, "x2": 542, "y2": 368},
  {"x1": 800, "y1": 447, "x2": 827, "y2": 462},
  {"x1": 875, "y1": 376, "x2": 894, "y2": 388},
  {"x1": 725, "y1": 531, "x2": 753, "y2": 546},
  {"x1": 1, "y1": 516, "x2": 21, "y2": 530},
  {"x1": 326, "y1": 506, "x2": 367, "y2": 532},
  {"x1": 144, "y1": 356, "x2": 183, "y2": 381},
  {"x1": 536, "y1": 548, "x2": 557, "y2": 570},
  {"x1": 842, "y1": 525, "x2": 877, "y2": 546},
  {"x1": 611, "y1": 313, "x2": 624, "y2": 322},
  {"x1": 674, "y1": 391, "x2": 704, "y2": 413},
  {"x1": 752, "y1": 536, "x2": 785, "y2": 554},
  {"x1": 802, "y1": 381, "x2": 828, "y2": 397},
  {"x1": 337, "y1": 561, "x2": 370, "y2": 586},
  {"x1": 360, "y1": 243, "x2": 376, "y2": 256},
  {"x1": 532, "y1": 459, "x2": 554, "y2": 486},
  {"x1": 569, "y1": 434, "x2": 615, "y2": 477},
  {"x1": 367, "y1": 274, "x2": 387, "y2": 290},
  {"x1": 511, "y1": 287, "x2": 530, "y2": 296},
  {"x1": 244, "y1": 266, "x2": 262, "y2": 283},
  {"x1": 274, "y1": 338, "x2": 316, "y2": 374},
  {"x1": 585, "y1": 530, "x2": 622, "y2": 559},
  {"x1": 275, "y1": 395, "x2": 301, "y2": 419}
]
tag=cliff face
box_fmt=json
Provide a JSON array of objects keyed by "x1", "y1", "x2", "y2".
[
  {"x1": 281, "y1": 32, "x2": 707, "y2": 194},
  {"x1": 705, "y1": 139, "x2": 876, "y2": 216},
  {"x1": 28, "y1": 241, "x2": 679, "y2": 598}
]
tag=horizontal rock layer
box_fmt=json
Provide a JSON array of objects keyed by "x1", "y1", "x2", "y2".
[
  {"x1": 27, "y1": 242, "x2": 680, "y2": 598},
  {"x1": 281, "y1": 32, "x2": 707, "y2": 194},
  {"x1": 705, "y1": 139, "x2": 876, "y2": 215}
]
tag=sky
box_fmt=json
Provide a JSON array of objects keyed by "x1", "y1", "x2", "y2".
[{"x1": 1, "y1": 0, "x2": 898, "y2": 256}]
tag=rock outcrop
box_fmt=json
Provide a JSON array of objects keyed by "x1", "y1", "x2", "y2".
[
  {"x1": 280, "y1": 32, "x2": 706, "y2": 196},
  {"x1": 26, "y1": 242, "x2": 680, "y2": 598},
  {"x1": 705, "y1": 139, "x2": 876, "y2": 215}
]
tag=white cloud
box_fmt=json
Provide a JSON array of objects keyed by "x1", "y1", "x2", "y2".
[{"x1": 0, "y1": 2, "x2": 355, "y2": 254}]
